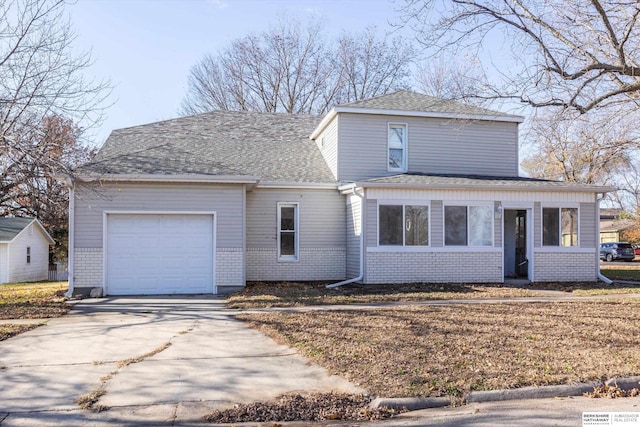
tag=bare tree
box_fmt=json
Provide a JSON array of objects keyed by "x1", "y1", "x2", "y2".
[
  {"x1": 521, "y1": 110, "x2": 640, "y2": 215},
  {"x1": 181, "y1": 22, "x2": 415, "y2": 115},
  {"x1": 415, "y1": 56, "x2": 488, "y2": 102},
  {"x1": 397, "y1": 0, "x2": 640, "y2": 114},
  {"x1": 0, "y1": 0, "x2": 109, "y2": 256},
  {"x1": 181, "y1": 20, "x2": 336, "y2": 115},
  {"x1": 333, "y1": 27, "x2": 415, "y2": 104}
]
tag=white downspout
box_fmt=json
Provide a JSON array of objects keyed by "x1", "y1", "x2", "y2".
[
  {"x1": 65, "y1": 184, "x2": 75, "y2": 297},
  {"x1": 596, "y1": 193, "x2": 613, "y2": 285},
  {"x1": 327, "y1": 187, "x2": 364, "y2": 289}
]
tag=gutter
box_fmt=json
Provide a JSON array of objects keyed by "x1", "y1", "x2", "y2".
[
  {"x1": 65, "y1": 184, "x2": 75, "y2": 297},
  {"x1": 327, "y1": 187, "x2": 365, "y2": 289},
  {"x1": 596, "y1": 193, "x2": 613, "y2": 285}
]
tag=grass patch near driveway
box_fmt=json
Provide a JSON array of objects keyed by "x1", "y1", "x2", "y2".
[
  {"x1": 239, "y1": 301, "x2": 640, "y2": 399},
  {"x1": 0, "y1": 324, "x2": 41, "y2": 341},
  {"x1": 0, "y1": 281, "x2": 68, "y2": 320},
  {"x1": 227, "y1": 282, "x2": 542, "y2": 308}
]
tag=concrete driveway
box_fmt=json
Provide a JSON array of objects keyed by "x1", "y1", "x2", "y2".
[{"x1": 0, "y1": 296, "x2": 363, "y2": 426}]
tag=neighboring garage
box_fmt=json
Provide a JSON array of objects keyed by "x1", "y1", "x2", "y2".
[{"x1": 105, "y1": 213, "x2": 215, "y2": 295}]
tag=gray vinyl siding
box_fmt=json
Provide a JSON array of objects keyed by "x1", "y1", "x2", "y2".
[
  {"x1": 580, "y1": 202, "x2": 596, "y2": 248},
  {"x1": 346, "y1": 196, "x2": 361, "y2": 277},
  {"x1": 430, "y1": 200, "x2": 443, "y2": 247},
  {"x1": 73, "y1": 182, "x2": 244, "y2": 248},
  {"x1": 246, "y1": 188, "x2": 345, "y2": 249},
  {"x1": 337, "y1": 113, "x2": 519, "y2": 181},
  {"x1": 316, "y1": 116, "x2": 339, "y2": 179},
  {"x1": 365, "y1": 199, "x2": 378, "y2": 248},
  {"x1": 534, "y1": 202, "x2": 542, "y2": 248}
]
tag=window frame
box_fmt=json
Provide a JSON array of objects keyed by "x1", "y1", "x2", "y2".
[
  {"x1": 387, "y1": 122, "x2": 408, "y2": 173},
  {"x1": 541, "y1": 205, "x2": 580, "y2": 248},
  {"x1": 443, "y1": 202, "x2": 495, "y2": 247},
  {"x1": 377, "y1": 201, "x2": 430, "y2": 247},
  {"x1": 26, "y1": 246, "x2": 31, "y2": 264},
  {"x1": 277, "y1": 202, "x2": 299, "y2": 262}
]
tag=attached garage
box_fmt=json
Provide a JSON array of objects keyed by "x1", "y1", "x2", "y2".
[{"x1": 105, "y1": 213, "x2": 215, "y2": 295}]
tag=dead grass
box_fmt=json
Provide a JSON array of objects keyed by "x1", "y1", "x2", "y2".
[
  {"x1": 239, "y1": 301, "x2": 640, "y2": 399},
  {"x1": 227, "y1": 281, "x2": 543, "y2": 308},
  {"x1": 0, "y1": 281, "x2": 68, "y2": 319},
  {"x1": 0, "y1": 324, "x2": 40, "y2": 341}
]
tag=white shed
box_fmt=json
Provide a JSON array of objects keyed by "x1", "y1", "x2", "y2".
[{"x1": 0, "y1": 218, "x2": 55, "y2": 284}]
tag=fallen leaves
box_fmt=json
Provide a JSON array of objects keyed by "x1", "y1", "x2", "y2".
[{"x1": 204, "y1": 392, "x2": 403, "y2": 423}]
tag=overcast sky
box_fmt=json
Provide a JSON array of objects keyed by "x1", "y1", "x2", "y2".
[{"x1": 68, "y1": 0, "x2": 405, "y2": 147}]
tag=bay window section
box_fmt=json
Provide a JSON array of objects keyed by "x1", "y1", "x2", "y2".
[
  {"x1": 278, "y1": 203, "x2": 299, "y2": 261},
  {"x1": 379, "y1": 204, "x2": 429, "y2": 246},
  {"x1": 444, "y1": 205, "x2": 493, "y2": 246},
  {"x1": 543, "y1": 207, "x2": 578, "y2": 247}
]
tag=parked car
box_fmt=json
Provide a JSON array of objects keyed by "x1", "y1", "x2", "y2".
[
  {"x1": 634, "y1": 244, "x2": 640, "y2": 256},
  {"x1": 600, "y1": 242, "x2": 636, "y2": 262}
]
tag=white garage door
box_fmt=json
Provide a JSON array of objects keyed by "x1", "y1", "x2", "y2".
[{"x1": 106, "y1": 214, "x2": 215, "y2": 295}]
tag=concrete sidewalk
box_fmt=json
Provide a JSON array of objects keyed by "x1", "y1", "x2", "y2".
[{"x1": 0, "y1": 296, "x2": 363, "y2": 426}]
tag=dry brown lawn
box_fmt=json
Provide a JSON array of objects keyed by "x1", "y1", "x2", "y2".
[
  {"x1": 0, "y1": 281, "x2": 68, "y2": 320},
  {"x1": 0, "y1": 324, "x2": 41, "y2": 341},
  {"x1": 227, "y1": 282, "x2": 543, "y2": 308},
  {"x1": 239, "y1": 301, "x2": 640, "y2": 399}
]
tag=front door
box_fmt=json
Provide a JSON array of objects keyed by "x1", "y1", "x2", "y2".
[{"x1": 504, "y1": 209, "x2": 528, "y2": 279}]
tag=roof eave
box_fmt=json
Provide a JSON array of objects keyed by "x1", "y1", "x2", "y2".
[
  {"x1": 330, "y1": 106, "x2": 525, "y2": 123},
  {"x1": 76, "y1": 173, "x2": 261, "y2": 186},
  {"x1": 347, "y1": 181, "x2": 614, "y2": 193}
]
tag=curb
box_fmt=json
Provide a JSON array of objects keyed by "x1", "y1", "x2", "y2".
[{"x1": 369, "y1": 377, "x2": 640, "y2": 411}]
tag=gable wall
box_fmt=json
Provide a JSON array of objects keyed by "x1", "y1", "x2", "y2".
[
  {"x1": 337, "y1": 113, "x2": 519, "y2": 181},
  {"x1": 315, "y1": 116, "x2": 339, "y2": 179},
  {"x1": 0, "y1": 243, "x2": 7, "y2": 283},
  {"x1": 7, "y1": 224, "x2": 50, "y2": 283}
]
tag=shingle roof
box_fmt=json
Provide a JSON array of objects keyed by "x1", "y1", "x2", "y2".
[
  {"x1": 356, "y1": 173, "x2": 613, "y2": 192},
  {"x1": 80, "y1": 111, "x2": 335, "y2": 183},
  {"x1": 339, "y1": 90, "x2": 519, "y2": 118},
  {"x1": 0, "y1": 217, "x2": 35, "y2": 242}
]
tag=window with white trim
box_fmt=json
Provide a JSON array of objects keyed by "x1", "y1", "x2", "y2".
[
  {"x1": 444, "y1": 205, "x2": 493, "y2": 246},
  {"x1": 26, "y1": 247, "x2": 31, "y2": 264},
  {"x1": 278, "y1": 203, "x2": 299, "y2": 261},
  {"x1": 379, "y1": 204, "x2": 429, "y2": 246},
  {"x1": 543, "y1": 207, "x2": 578, "y2": 247},
  {"x1": 388, "y1": 123, "x2": 407, "y2": 172}
]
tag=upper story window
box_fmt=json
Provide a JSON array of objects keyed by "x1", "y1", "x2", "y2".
[
  {"x1": 26, "y1": 247, "x2": 31, "y2": 263},
  {"x1": 388, "y1": 123, "x2": 407, "y2": 172},
  {"x1": 278, "y1": 202, "x2": 299, "y2": 261},
  {"x1": 379, "y1": 204, "x2": 429, "y2": 246},
  {"x1": 543, "y1": 207, "x2": 578, "y2": 247},
  {"x1": 444, "y1": 205, "x2": 493, "y2": 247}
]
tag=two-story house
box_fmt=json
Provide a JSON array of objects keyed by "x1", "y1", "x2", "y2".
[{"x1": 68, "y1": 91, "x2": 610, "y2": 297}]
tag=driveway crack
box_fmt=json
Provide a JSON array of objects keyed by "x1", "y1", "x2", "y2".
[{"x1": 76, "y1": 320, "x2": 198, "y2": 412}]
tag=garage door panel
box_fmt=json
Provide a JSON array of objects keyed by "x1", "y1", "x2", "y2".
[{"x1": 106, "y1": 214, "x2": 215, "y2": 295}]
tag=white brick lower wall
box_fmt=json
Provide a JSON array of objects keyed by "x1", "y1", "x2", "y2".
[
  {"x1": 246, "y1": 248, "x2": 346, "y2": 281},
  {"x1": 74, "y1": 248, "x2": 103, "y2": 289},
  {"x1": 216, "y1": 248, "x2": 244, "y2": 287},
  {"x1": 365, "y1": 251, "x2": 503, "y2": 284},
  {"x1": 74, "y1": 247, "x2": 245, "y2": 292},
  {"x1": 534, "y1": 251, "x2": 597, "y2": 282}
]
